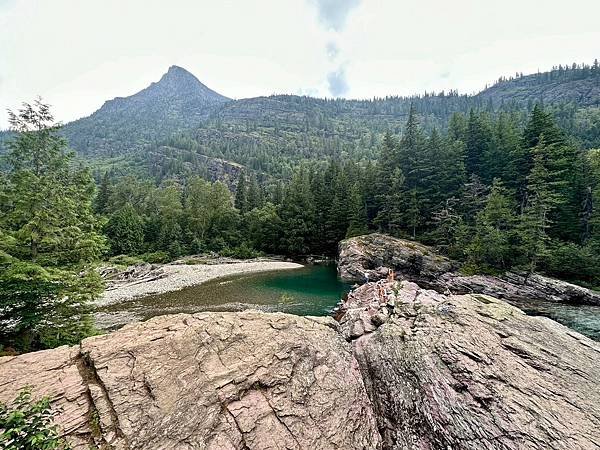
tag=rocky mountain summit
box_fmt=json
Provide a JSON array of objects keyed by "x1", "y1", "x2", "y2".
[
  {"x1": 63, "y1": 66, "x2": 230, "y2": 157},
  {"x1": 1, "y1": 234, "x2": 600, "y2": 449}
]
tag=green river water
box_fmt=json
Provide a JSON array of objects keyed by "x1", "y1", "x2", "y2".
[
  {"x1": 96, "y1": 265, "x2": 351, "y2": 330},
  {"x1": 96, "y1": 264, "x2": 600, "y2": 341}
]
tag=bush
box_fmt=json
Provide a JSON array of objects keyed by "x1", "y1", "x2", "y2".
[
  {"x1": 140, "y1": 251, "x2": 171, "y2": 264},
  {"x1": 107, "y1": 254, "x2": 144, "y2": 267},
  {"x1": 544, "y1": 242, "x2": 600, "y2": 286},
  {"x1": 220, "y1": 243, "x2": 263, "y2": 259},
  {"x1": 0, "y1": 389, "x2": 70, "y2": 449},
  {"x1": 0, "y1": 262, "x2": 100, "y2": 353}
]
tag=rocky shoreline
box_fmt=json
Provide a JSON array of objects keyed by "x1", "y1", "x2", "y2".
[
  {"x1": 97, "y1": 260, "x2": 304, "y2": 306},
  {"x1": 338, "y1": 233, "x2": 600, "y2": 306}
]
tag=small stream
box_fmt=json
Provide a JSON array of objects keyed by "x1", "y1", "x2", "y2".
[{"x1": 95, "y1": 265, "x2": 600, "y2": 341}]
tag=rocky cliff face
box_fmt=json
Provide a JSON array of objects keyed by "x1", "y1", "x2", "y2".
[
  {"x1": 2, "y1": 235, "x2": 600, "y2": 449},
  {"x1": 339, "y1": 233, "x2": 600, "y2": 306}
]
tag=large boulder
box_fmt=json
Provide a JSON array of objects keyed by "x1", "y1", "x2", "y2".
[
  {"x1": 339, "y1": 279, "x2": 600, "y2": 449},
  {"x1": 0, "y1": 311, "x2": 380, "y2": 450},
  {"x1": 338, "y1": 233, "x2": 457, "y2": 284},
  {"x1": 339, "y1": 233, "x2": 600, "y2": 306}
]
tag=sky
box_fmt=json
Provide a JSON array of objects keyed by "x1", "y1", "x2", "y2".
[{"x1": 1, "y1": 0, "x2": 599, "y2": 128}]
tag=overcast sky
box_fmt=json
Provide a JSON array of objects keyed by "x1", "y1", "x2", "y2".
[{"x1": 1, "y1": 0, "x2": 599, "y2": 128}]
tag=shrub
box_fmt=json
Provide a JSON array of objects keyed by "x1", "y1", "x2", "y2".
[
  {"x1": 107, "y1": 254, "x2": 144, "y2": 267},
  {"x1": 221, "y1": 243, "x2": 263, "y2": 259},
  {"x1": 0, "y1": 389, "x2": 70, "y2": 450},
  {"x1": 140, "y1": 251, "x2": 171, "y2": 264},
  {"x1": 544, "y1": 242, "x2": 600, "y2": 286}
]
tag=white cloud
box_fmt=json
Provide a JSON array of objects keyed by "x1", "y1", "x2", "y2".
[
  {"x1": 1, "y1": 0, "x2": 599, "y2": 127},
  {"x1": 308, "y1": 0, "x2": 361, "y2": 31}
]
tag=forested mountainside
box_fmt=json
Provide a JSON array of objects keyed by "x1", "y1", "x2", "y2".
[
  {"x1": 476, "y1": 62, "x2": 600, "y2": 108},
  {"x1": 25, "y1": 61, "x2": 597, "y2": 180}
]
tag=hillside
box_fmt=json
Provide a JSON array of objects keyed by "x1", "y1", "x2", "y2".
[
  {"x1": 476, "y1": 64, "x2": 600, "y2": 108},
  {"x1": 4, "y1": 62, "x2": 599, "y2": 179},
  {"x1": 62, "y1": 65, "x2": 230, "y2": 157}
]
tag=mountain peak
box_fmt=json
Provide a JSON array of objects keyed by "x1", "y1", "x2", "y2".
[
  {"x1": 63, "y1": 64, "x2": 230, "y2": 156},
  {"x1": 154, "y1": 65, "x2": 229, "y2": 102},
  {"x1": 163, "y1": 65, "x2": 197, "y2": 80}
]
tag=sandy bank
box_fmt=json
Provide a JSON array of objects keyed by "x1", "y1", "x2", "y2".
[{"x1": 97, "y1": 261, "x2": 303, "y2": 306}]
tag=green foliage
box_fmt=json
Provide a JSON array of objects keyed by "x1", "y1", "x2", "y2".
[
  {"x1": 245, "y1": 203, "x2": 283, "y2": 254},
  {"x1": 0, "y1": 100, "x2": 103, "y2": 353},
  {"x1": 0, "y1": 389, "x2": 70, "y2": 450},
  {"x1": 220, "y1": 242, "x2": 263, "y2": 259},
  {"x1": 544, "y1": 241, "x2": 600, "y2": 286},
  {"x1": 1, "y1": 100, "x2": 105, "y2": 266},
  {"x1": 465, "y1": 180, "x2": 517, "y2": 271},
  {"x1": 107, "y1": 254, "x2": 144, "y2": 267},
  {"x1": 140, "y1": 251, "x2": 170, "y2": 264},
  {"x1": 0, "y1": 260, "x2": 100, "y2": 352},
  {"x1": 345, "y1": 184, "x2": 369, "y2": 238},
  {"x1": 104, "y1": 204, "x2": 144, "y2": 255}
]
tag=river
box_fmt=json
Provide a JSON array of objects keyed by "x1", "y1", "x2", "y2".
[{"x1": 95, "y1": 264, "x2": 600, "y2": 340}]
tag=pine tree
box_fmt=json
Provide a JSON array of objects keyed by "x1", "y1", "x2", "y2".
[
  {"x1": 246, "y1": 174, "x2": 262, "y2": 211},
  {"x1": 490, "y1": 112, "x2": 520, "y2": 185},
  {"x1": 513, "y1": 105, "x2": 566, "y2": 206},
  {"x1": 460, "y1": 174, "x2": 489, "y2": 225},
  {"x1": 374, "y1": 168, "x2": 405, "y2": 236},
  {"x1": 518, "y1": 144, "x2": 562, "y2": 272},
  {"x1": 2, "y1": 100, "x2": 105, "y2": 265},
  {"x1": 95, "y1": 171, "x2": 111, "y2": 215},
  {"x1": 234, "y1": 171, "x2": 248, "y2": 213},
  {"x1": 0, "y1": 100, "x2": 104, "y2": 351},
  {"x1": 466, "y1": 180, "x2": 516, "y2": 271},
  {"x1": 398, "y1": 104, "x2": 427, "y2": 191},
  {"x1": 104, "y1": 203, "x2": 145, "y2": 255},
  {"x1": 405, "y1": 188, "x2": 421, "y2": 239},
  {"x1": 465, "y1": 110, "x2": 492, "y2": 179},
  {"x1": 345, "y1": 183, "x2": 369, "y2": 238},
  {"x1": 279, "y1": 168, "x2": 316, "y2": 254}
]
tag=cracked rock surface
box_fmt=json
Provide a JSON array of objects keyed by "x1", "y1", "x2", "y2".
[
  {"x1": 340, "y1": 280, "x2": 600, "y2": 449},
  {"x1": 0, "y1": 311, "x2": 380, "y2": 449}
]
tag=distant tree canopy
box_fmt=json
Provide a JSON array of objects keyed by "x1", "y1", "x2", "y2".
[{"x1": 94, "y1": 102, "x2": 600, "y2": 287}]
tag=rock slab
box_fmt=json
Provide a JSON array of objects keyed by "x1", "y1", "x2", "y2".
[
  {"x1": 0, "y1": 311, "x2": 380, "y2": 450},
  {"x1": 339, "y1": 280, "x2": 600, "y2": 449}
]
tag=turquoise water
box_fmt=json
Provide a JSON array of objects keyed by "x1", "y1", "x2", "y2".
[
  {"x1": 519, "y1": 300, "x2": 600, "y2": 341},
  {"x1": 96, "y1": 264, "x2": 600, "y2": 341},
  {"x1": 96, "y1": 265, "x2": 350, "y2": 330}
]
